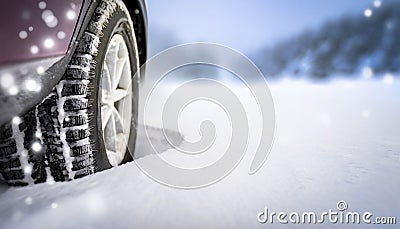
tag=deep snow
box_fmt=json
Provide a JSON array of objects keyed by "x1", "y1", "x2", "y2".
[{"x1": 0, "y1": 78, "x2": 399, "y2": 229}]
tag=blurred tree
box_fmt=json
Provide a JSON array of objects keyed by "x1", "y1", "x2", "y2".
[{"x1": 255, "y1": 2, "x2": 400, "y2": 78}]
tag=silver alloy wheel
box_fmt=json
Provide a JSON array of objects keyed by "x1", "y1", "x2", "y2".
[{"x1": 100, "y1": 34, "x2": 133, "y2": 167}]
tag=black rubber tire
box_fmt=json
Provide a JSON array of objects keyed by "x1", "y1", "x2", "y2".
[
  {"x1": 0, "y1": 0, "x2": 139, "y2": 185},
  {"x1": 0, "y1": 112, "x2": 47, "y2": 186}
]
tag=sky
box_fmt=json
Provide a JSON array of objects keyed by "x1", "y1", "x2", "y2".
[{"x1": 146, "y1": 0, "x2": 392, "y2": 55}]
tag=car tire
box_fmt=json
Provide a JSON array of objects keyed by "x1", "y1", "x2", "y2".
[{"x1": 0, "y1": 0, "x2": 139, "y2": 185}]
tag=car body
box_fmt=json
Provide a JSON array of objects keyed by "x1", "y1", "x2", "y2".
[{"x1": 0, "y1": 0, "x2": 147, "y2": 126}]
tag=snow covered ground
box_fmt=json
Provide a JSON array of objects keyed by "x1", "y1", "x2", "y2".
[{"x1": 0, "y1": 77, "x2": 399, "y2": 229}]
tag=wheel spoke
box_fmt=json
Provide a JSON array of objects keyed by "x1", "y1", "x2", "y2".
[
  {"x1": 101, "y1": 105, "x2": 113, "y2": 129},
  {"x1": 106, "y1": 149, "x2": 124, "y2": 166},
  {"x1": 112, "y1": 108, "x2": 126, "y2": 154},
  {"x1": 116, "y1": 133, "x2": 126, "y2": 156},
  {"x1": 104, "y1": 112, "x2": 117, "y2": 152},
  {"x1": 105, "y1": 47, "x2": 118, "y2": 87},
  {"x1": 102, "y1": 64, "x2": 112, "y2": 92},
  {"x1": 113, "y1": 57, "x2": 128, "y2": 90},
  {"x1": 106, "y1": 150, "x2": 117, "y2": 166},
  {"x1": 112, "y1": 108, "x2": 124, "y2": 134},
  {"x1": 112, "y1": 89, "x2": 128, "y2": 103},
  {"x1": 111, "y1": 112, "x2": 118, "y2": 152}
]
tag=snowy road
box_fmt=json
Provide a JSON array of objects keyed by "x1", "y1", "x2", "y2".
[{"x1": 0, "y1": 78, "x2": 399, "y2": 229}]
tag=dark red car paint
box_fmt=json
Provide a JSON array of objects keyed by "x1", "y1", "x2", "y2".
[{"x1": 0, "y1": 0, "x2": 84, "y2": 66}]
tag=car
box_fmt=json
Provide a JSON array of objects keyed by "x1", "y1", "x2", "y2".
[{"x1": 0, "y1": 0, "x2": 147, "y2": 185}]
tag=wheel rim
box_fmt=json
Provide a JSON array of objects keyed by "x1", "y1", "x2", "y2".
[{"x1": 100, "y1": 34, "x2": 133, "y2": 167}]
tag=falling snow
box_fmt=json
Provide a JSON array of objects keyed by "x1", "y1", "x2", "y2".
[
  {"x1": 24, "y1": 79, "x2": 42, "y2": 92},
  {"x1": 383, "y1": 73, "x2": 394, "y2": 85},
  {"x1": 51, "y1": 203, "x2": 58, "y2": 209},
  {"x1": 0, "y1": 74, "x2": 14, "y2": 88},
  {"x1": 30, "y1": 46, "x2": 39, "y2": 54},
  {"x1": 12, "y1": 117, "x2": 22, "y2": 125},
  {"x1": 66, "y1": 10, "x2": 76, "y2": 20},
  {"x1": 24, "y1": 197, "x2": 33, "y2": 205},
  {"x1": 373, "y1": 0, "x2": 382, "y2": 8},
  {"x1": 31, "y1": 142, "x2": 42, "y2": 152},
  {"x1": 18, "y1": 31, "x2": 28, "y2": 40},
  {"x1": 57, "y1": 31, "x2": 66, "y2": 40},
  {"x1": 23, "y1": 165, "x2": 32, "y2": 175},
  {"x1": 8, "y1": 87, "x2": 19, "y2": 95},
  {"x1": 364, "y1": 8, "x2": 372, "y2": 18},
  {"x1": 38, "y1": 1, "x2": 46, "y2": 10},
  {"x1": 43, "y1": 38, "x2": 55, "y2": 49},
  {"x1": 36, "y1": 66, "x2": 45, "y2": 74},
  {"x1": 362, "y1": 66, "x2": 373, "y2": 79},
  {"x1": 41, "y1": 10, "x2": 58, "y2": 28}
]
